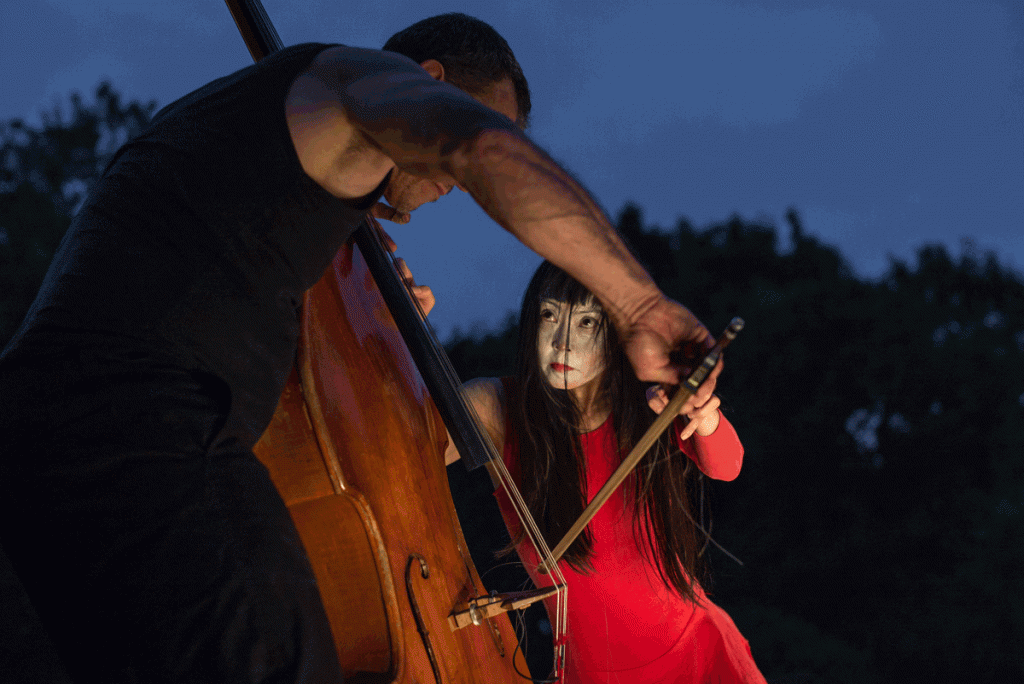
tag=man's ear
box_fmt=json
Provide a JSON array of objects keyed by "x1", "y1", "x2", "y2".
[{"x1": 419, "y1": 59, "x2": 445, "y2": 81}]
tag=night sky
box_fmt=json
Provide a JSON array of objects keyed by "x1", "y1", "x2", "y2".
[{"x1": 3, "y1": 0, "x2": 1021, "y2": 340}]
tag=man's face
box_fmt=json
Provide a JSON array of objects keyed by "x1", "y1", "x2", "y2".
[
  {"x1": 383, "y1": 77, "x2": 519, "y2": 213},
  {"x1": 536, "y1": 297, "x2": 607, "y2": 391}
]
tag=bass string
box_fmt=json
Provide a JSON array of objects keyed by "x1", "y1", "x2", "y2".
[
  {"x1": 365, "y1": 218, "x2": 570, "y2": 678},
  {"x1": 225, "y1": 0, "x2": 572, "y2": 672}
]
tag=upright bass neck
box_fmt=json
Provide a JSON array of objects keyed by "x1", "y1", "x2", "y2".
[
  {"x1": 225, "y1": 0, "x2": 283, "y2": 58},
  {"x1": 224, "y1": 0, "x2": 495, "y2": 473},
  {"x1": 221, "y1": 1, "x2": 536, "y2": 680}
]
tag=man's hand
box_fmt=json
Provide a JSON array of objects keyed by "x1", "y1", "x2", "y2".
[
  {"x1": 376, "y1": 224, "x2": 435, "y2": 317},
  {"x1": 621, "y1": 295, "x2": 722, "y2": 415},
  {"x1": 396, "y1": 257, "x2": 435, "y2": 316},
  {"x1": 370, "y1": 202, "x2": 410, "y2": 224}
]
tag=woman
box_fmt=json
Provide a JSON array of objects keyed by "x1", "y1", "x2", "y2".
[{"x1": 445, "y1": 261, "x2": 766, "y2": 683}]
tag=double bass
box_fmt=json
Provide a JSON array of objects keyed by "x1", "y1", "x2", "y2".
[{"x1": 223, "y1": 1, "x2": 564, "y2": 682}]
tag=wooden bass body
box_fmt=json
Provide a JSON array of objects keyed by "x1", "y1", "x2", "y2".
[{"x1": 253, "y1": 240, "x2": 529, "y2": 683}]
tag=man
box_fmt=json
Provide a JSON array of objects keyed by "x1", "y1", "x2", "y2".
[{"x1": 0, "y1": 13, "x2": 720, "y2": 683}]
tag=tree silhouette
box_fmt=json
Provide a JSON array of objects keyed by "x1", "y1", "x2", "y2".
[
  {"x1": 0, "y1": 82, "x2": 155, "y2": 345},
  {"x1": 3, "y1": 82, "x2": 1021, "y2": 684},
  {"x1": 446, "y1": 205, "x2": 1024, "y2": 684}
]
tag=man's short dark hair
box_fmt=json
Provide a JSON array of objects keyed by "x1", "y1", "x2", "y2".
[{"x1": 384, "y1": 13, "x2": 531, "y2": 127}]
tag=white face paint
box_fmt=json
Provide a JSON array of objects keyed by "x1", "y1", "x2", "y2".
[{"x1": 536, "y1": 297, "x2": 607, "y2": 391}]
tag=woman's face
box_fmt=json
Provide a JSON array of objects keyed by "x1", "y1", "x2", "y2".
[{"x1": 536, "y1": 297, "x2": 607, "y2": 391}]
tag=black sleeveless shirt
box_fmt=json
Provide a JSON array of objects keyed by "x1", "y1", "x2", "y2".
[{"x1": 1, "y1": 42, "x2": 387, "y2": 449}]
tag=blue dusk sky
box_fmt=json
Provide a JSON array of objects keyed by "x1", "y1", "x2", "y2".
[{"x1": 2, "y1": 0, "x2": 1021, "y2": 340}]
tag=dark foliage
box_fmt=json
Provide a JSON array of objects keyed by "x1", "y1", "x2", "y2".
[
  {"x1": 2, "y1": 84, "x2": 1021, "y2": 683},
  {"x1": 0, "y1": 82, "x2": 155, "y2": 345},
  {"x1": 446, "y1": 204, "x2": 1024, "y2": 684}
]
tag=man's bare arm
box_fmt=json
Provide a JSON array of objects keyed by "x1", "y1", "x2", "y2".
[{"x1": 287, "y1": 45, "x2": 720, "y2": 393}]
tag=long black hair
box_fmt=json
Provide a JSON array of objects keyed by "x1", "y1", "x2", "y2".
[{"x1": 506, "y1": 261, "x2": 708, "y2": 601}]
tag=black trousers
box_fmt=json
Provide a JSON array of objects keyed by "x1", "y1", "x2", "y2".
[{"x1": 0, "y1": 354, "x2": 343, "y2": 683}]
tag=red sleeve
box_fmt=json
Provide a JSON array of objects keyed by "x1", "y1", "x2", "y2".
[{"x1": 671, "y1": 412, "x2": 744, "y2": 481}]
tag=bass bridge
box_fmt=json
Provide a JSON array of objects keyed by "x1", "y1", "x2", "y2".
[{"x1": 448, "y1": 586, "x2": 562, "y2": 631}]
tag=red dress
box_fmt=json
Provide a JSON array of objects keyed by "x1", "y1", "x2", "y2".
[{"x1": 494, "y1": 410, "x2": 767, "y2": 684}]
